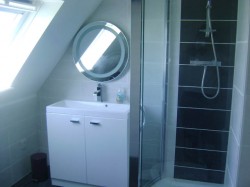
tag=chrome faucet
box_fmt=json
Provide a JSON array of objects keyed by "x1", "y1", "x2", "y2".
[{"x1": 93, "y1": 83, "x2": 102, "y2": 102}]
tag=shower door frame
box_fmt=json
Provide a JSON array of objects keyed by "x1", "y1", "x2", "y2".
[
  {"x1": 130, "y1": 0, "x2": 143, "y2": 187},
  {"x1": 138, "y1": 0, "x2": 169, "y2": 186}
]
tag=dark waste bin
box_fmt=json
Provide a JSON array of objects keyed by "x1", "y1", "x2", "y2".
[{"x1": 30, "y1": 152, "x2": 48, "y2": 182}]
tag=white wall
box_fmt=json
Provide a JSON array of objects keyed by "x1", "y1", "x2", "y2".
[
  {"x1": 38, "y1": 0, "x2": 131, "y2": 156},
  {"x1": 0, "y1": 1, "x2": 103, "y2": 186},
  {"x1": 0, "y1": 95, "x2": 39, "y2": 187},
  {"x1": 234, "y1": 3, "x2": 250, "y2": 185},
  {"x1": 226, "y1": 1, "x2": 250, "y2": 186}
]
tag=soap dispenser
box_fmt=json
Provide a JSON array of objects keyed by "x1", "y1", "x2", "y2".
[{"x1": 116, "y1": 88, "x2": 126, "y2": 103}]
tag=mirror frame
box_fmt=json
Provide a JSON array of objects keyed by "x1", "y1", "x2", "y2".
[{"x1": 72, "y1": 21, "x2": 129, "y2": 82}]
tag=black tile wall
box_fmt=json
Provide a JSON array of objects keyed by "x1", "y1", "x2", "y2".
[
  {"x1": 176, "y1": 128, "x2": 229, "y2": 151},
  {"x1": 181, "y1": 21, "x2": 237, "y2": 43},
  {"x1": 180, "y1": 43, "x2": 236, "y2": 66},
  {"x1": 181, "y1": 0, "x2": 238, "y2": 20},
  {"x1": 178, "y1": 87, "x2": 232, "y2": 110},
  {"x1": 177, "y1": 108, "x2": 231, "y2": 131},
  {"x1": 174, "y1": 0, "x2": 237, "y2": 183},
  {"x1": 179, "y1": 66, "x2": 234, "y2": 88},
  {"x1": 174, "y1": 166, "x2": 225, "y2": 184},
  {"x1": 175, "y1": 148, "x2": 227, "y2": 170}
]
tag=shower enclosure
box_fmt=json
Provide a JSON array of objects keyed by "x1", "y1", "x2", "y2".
[{"x1": 138, "y1": 0, "x2": 240, "y2": 186}]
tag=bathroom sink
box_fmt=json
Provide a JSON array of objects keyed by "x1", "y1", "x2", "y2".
[
  {"x1": 47, "y1": 100, "x2": 130, "y2": 187},
  {"x1": 50, "y1": 100, "x2": 106, "y2": 108},
  {"x1": 46, "y1": 100, "x2": 130, "y2": 118}
]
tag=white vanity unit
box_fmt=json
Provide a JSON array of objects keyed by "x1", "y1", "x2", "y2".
[{"x1": 46, "y1": 100, "x2": 130, "y2": 187}]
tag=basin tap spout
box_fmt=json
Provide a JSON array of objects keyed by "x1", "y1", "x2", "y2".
[{"x1": 93, "y1": 83, "x2": 102, "y2": 102}]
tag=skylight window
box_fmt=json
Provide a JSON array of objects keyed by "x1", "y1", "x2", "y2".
[
  {"x1": 0, "y1": 6, "x2": 28, "y2": 91},
  {"x1": 0, "y1": 0, "x2": 37, "y2": 11},
  {"x1": 0, "y1": 0, "x2": 37, "y2": 48},
  {"x1": 0, "y1": 0, "x2": 63, "y2": 92},
  {"x1": 0, "y1": 10, "x2": 24, "y2": 49}
]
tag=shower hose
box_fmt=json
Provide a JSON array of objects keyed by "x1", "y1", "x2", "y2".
[{"x1": 201, "y1": 2, "x2": 220, "y2": 99}]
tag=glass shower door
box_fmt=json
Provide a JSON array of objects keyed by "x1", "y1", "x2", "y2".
[{"x1": 139, "y1": 0, "x2": 168, "y2": 186}]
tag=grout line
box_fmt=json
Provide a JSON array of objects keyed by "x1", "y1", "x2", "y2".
[
  {"x1": 181, "y1": 19, "x2": 237, "y2": 22},
  {"x1": 179, "y1": 64, "x2": 235, "y2": 68},
  {"x1": 177, "y1": 127, "x2": 229, "y2": 133},
  {"x1": 178, "y1": 106, "x2": 231, "y2": 112},
  {"x1": 175, "y1": 165, "x2": 225, "y2": 172},
  {"x1": 178, "y1": 85, "x2": 233, "y2": 90},
  {"x1": 180, "y1": 42, "x2": 236, "y2": 45},
  {"x1": 176, "y1": 146, "x2": 227, "y2": 153}
]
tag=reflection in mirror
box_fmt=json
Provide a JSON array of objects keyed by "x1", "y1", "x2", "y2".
[{"x1": 73, "y1": 21, "x2": 129, "y2": 82}]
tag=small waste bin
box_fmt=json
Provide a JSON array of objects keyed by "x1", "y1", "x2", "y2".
[{"x1": 30, "y1": 153, "x2": 48, "y2": 182}]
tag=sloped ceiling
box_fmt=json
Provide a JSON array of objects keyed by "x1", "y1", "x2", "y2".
[{"x1": 0, "y1": 0, "x2": 102, "y2": 103}]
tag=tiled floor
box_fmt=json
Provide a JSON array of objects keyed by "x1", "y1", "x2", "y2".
[
  {"x1": 152, "y1": 178, "x2": 225, "y2": 187},
  {"x1": 12, "y1": 174, "x2": 58, "y2": 187}
]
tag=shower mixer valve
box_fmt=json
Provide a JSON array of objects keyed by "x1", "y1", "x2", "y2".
[
  {"x1": 199, "y1": 28, "x2": 216, "y2": 35},
  {"x1": 190, "y1": 60, "x2": 221, "y2": 67}
]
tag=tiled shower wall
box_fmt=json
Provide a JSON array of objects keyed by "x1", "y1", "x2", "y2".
[{"x1": 174, "y1": 0, "x2": 238, "y2": 183}]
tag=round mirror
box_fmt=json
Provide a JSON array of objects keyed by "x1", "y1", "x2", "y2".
[{"x1": 72, "y1": 21, "x2": 129, "y2": 82}]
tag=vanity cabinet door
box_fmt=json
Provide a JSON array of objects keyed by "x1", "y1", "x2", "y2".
[
  {"x1": 47, "y1": 113, "x2": 87, "y2": 183},
  {"x1": 85, "y1": 116, "x2": 129, "y2": 187}
]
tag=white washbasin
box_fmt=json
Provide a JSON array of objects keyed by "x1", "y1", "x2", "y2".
[
  {"x1": 51, "y1": 100, "x2": 107, "y2": 108},
  {"x1": 46, "y1": 100, "x2": 130, "y2": 118}
]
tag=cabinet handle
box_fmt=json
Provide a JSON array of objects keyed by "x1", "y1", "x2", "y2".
[
  {"x1": 70, "y1": 118, "x2": 80, "y2": 124},
  {"x1": 90, "y1": 121, "x2": 101, "y2": 125}
]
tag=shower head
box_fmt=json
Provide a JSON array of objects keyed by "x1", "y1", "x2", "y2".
[
  {"x1": 205, "y1": 0, "x2": 212, "y2": 37},
  {"x1": 207, "y1": 0, "x2": 212, "y2": 8},
  {"x1": 199, "y1": 0, "x2": 215, "y2": 37},
  {"x1": 206, "y1": 0, "x2": 212, "y2": 9}
]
